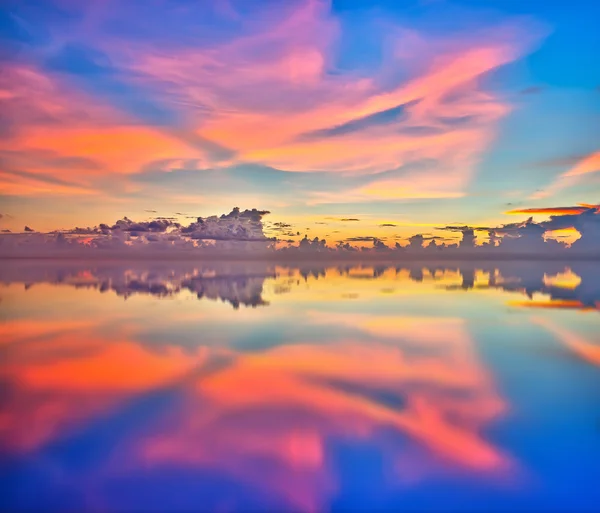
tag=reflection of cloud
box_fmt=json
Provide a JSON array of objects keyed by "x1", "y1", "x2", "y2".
[
  {"x1": 134, "y1": 323, "x2": 508, "y2": 511},
  {"x1": 0, "y1": 325, "x2": 214, "y2": 454},
  {"x1": 439, "y1": 261, "x2": 600, "y2": 312},
  {"x1": 0, "y1": 260, "x2": 516, "y2": 511},
  {"x1": 0, "y1": 261, "x2": 275, "y2": 309},
  {"x1": 533, "y1": 317, "x2": 600, "y2": 367},
  {"x1": 7, "y1": 259, "x2": 600, "y2": 511},
  {"x1": 4, "y1": 261, "x2": 599, "y2": 312}
]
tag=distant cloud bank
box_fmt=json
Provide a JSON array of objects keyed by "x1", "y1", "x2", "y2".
[{"x1": 1, "y1": 204, "x2": 599, "y2": 258}]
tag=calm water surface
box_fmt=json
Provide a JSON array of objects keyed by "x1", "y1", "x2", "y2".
[{"x1": 1, "y1": 260, "x2": 599, "y2": 512}]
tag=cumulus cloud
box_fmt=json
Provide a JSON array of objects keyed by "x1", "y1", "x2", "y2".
[
  {"x1": 113, "y1": 217, "x2": 180, "y2": 233},
  {"x1": 1, "y1": 203, "x2": 599, "y2": 258},
  {"x1": 180, "y1": 208, "x2": 272, "y2": 241},
  {"x1": 0, "y1": 208, "x2": 276, "y2": 257}
]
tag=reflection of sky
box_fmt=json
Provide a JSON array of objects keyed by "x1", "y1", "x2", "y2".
[{"x1": 1, "y1": 261, "x2": 599, "y2": 512}]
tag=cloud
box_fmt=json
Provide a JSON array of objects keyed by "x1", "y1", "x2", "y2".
[
  {"x1": 0, "y1": 0, "x2": 547, "y2": 205},
  {"x1": 520, "y1": 86, "x2": 544, "y2": 95},
  {"x1": 175, "y1": 207, "x2": 273, "y2": 242},
  {"x1": 112, "y1": 217, "x2": 179, "y2": 233},
  {"x1": 0, "y1": 207, "x2": 278, "y2": 256},
  {"x1": 533, "y1": 318, "x2": 600, "y2": 366},
  {"x1": 298, "y1": 99, "x2": 420, "y2": 140},
  {"x1": 531, "y1": 152, "x2": 600, "y2": 199},
  {"x1": 24, "y1": 225, "x2": 34, "y2": 232},
  {"x1": 563, "y1": 152, "x2": 600, "y2": 177},
  {"x1": 345, "y1": 236, "x2": 381, "y2": 242},
  {"x1": 506, "y1": 205, "x2": 599, "y2": 215},
  {"x1": 2, "y1": 202, "x2": 600, "y2": 257}
]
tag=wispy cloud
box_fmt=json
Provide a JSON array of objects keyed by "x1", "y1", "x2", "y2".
[
  {"x1": 0, "y1": 0, "x2": 547, "y2": 209},
  {"x1": 530, "y1": 152, "x2": 600, "y2": 199}
]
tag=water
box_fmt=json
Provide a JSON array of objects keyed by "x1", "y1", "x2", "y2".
[{"x1": 1, "y1": 260, "x2": 599, "y2": 512}]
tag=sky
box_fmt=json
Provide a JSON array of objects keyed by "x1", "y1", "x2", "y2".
[{"x1": 0, "y1": 0, "x2": 599, "y2": 244}]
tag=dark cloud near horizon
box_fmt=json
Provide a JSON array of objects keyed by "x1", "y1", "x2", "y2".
[
  {"x1": 437, "y1": 224, "x2": 492, "y2": 232},
  {"x1": 345, "y1": 236, "x2": 382, "y2": 242},
  {"x1": 180, "y1": 207, "x2": 273, "y2": 242},
  {"x1": 271, "y1": 222, "x2": 292, "y2": 230},
  {"x1": 114, "y1": 217, "x2": 179, "y2": 233},
  {"x1": 2, "y1": 204, "x2": 599, "y2": 256}
]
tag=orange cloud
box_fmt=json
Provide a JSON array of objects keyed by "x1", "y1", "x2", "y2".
[
  {"x1": 0, "y1": 63, "x2": 208, "y2": 196},
  {"x1": 506, "y1": 206, "x2": 595, "y2": 215},
  {"x1": 508, "y1": 299, "x2": 598, "y2": 311}
]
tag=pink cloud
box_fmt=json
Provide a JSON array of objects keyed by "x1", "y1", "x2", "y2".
[
  {"x1": 122, "y1": 4, "x2": 544, "y2": 200},
  {"x1": 530, "y1": 151, "x2": 600, "y2": 199},
  {"x1": 1, "y1": 0, "x2": 546, "y2": 203}
]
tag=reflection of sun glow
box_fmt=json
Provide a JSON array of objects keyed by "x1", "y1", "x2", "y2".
[{"x1": 509, "y1": 300, "x2": 597, "y2": 311}]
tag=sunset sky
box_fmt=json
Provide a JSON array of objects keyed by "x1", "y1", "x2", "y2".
[{"x1": 0, "y1": 0, "x2": 599, "y2": 243}]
